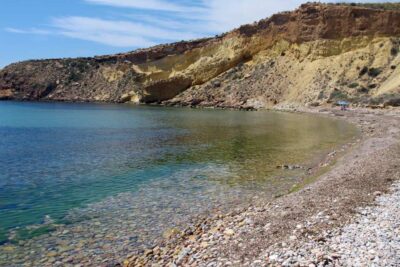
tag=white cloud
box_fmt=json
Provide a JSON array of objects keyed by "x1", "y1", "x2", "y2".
[
  {"x1": 85, "y1": 0, "x2": 204, "y2": 12},
  {"x1": 58, "y1": 28, "x2": 156, "y2": 47},
  {"x1": 51, "y1": 16, "x2": 201, "y2": 47},
  {"x1": 201, "y1": 0, "x2": 304, "y2": 32},
  {"x1": 5, "y1": 0, "x2": 400, "y2": 49},
  {"x1": 97, "y1": 0, "x2": 400, "y2": 32},
  {"x1": 5, "y1": 27, "x2": 51, "y2": 35},
  {"x1": 84, "y1": 0, "x2": 309, "y2": 34}
]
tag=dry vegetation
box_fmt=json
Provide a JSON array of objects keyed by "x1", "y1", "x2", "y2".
[{"x1": 332, "y1": 2, "x2": 400, "y2": 11}]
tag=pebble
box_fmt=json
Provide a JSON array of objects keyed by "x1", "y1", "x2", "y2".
[{"x1": 223, "y1": 229, "x2": 235, "y2": 236}]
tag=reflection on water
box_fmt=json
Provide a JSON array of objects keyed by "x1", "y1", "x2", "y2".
[{"x1": 0, "y1": 101, "x2": 357, "y2": 264}]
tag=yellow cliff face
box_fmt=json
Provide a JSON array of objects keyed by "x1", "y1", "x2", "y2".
[
  {"x1": 94, "y1": 34, "x2": 400, "y2": 107},
  {"x1": 268, "y1": 37, "x2": 400, "y2": 103},
  {"x1": 168, "y1": 36, "x2": 400, "y2": 108},
  {"x1": 279, "y1": 37, "x2": 400, "y2": 103}
]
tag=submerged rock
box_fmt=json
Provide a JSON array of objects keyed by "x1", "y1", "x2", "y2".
[{"x1": 276, "y1": 164, "x2": 304, "y2": 170}]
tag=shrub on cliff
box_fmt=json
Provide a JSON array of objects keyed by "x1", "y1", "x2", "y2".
[
  {"x1": 329, "y1": 89, "x2": 349, "y2": 102},
  {"x1": 359, "y1": 66, "x2": 368, "y2": 76},
  {"x1": 369, "y1": 93, "x2": 400, "y2": 107},
  {"x1": 391, "y1": 47, "x2": 398, "y2": 56},
  {"x1": 368, "y1": 68, "x2": 382, "y2": 77},
  {"x1": 348, "y1": 82, "x2": 359, "y2": 88},
  {"x1": 335, "y1": 2, "x2": 400, "y2": 11}
]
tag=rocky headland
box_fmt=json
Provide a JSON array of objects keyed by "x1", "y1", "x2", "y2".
[
  {"x1": 1, "y1": 2, "x2": 400, "y2": 267},
  {"x1": 1, "y1": 3, "x2": 400, "y2": 109}
]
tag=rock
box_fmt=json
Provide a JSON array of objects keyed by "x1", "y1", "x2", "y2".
[
  {"x1": 200, "y1": 242, "x2": 209, "y2": 248},
  {"x1": 46, "y1": 251, "x2": 58, "y2": 257},
  {"x1": 43, "y1": 215, "x2": 54, "y2": 224},
  {"x1": 0, "y1": 89, "x2": 13, "y2": 100},
  {"x1": 120, "y1": 93, "x2": 131, "y2": 102},
  {"x1": 175, "y1": 248, "x2": 190, "y2": 265},
  {"x1": 223, "y1": 229, "x2": 235, "y2": 236},
  {"x1": 58, "y1": 245, "x2": 73, "y2": 253},
  {"x1": 2, "y1": 245, "x2": 16, "y2": 252},
  {"x1": 277, "y1": 164, "x2": 304, "y2": 170},
  {"x1": 163, "y1": 228, "x2": 181, "y2": 239},
  {"x1": 373, "y1": 191, "x2": 382, "y2": 197},
  {"x1": 269, "y1": 254, "x2": 279, "y2": 262},
  {"x1": 144, "y1": 249, "x2": 153, "y2": 257},
  {"x1": 212, "y1": 81, "x2": 221, "y2": 88},
  {"x1": 62, "y1": 230, "x2": 70, "y2": 235}
]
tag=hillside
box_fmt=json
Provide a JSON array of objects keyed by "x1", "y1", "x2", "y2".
[{"x1": 1, "y1": 3, "x2": 400, "y2": 108}]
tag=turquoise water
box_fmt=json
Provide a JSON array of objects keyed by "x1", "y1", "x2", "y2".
[{"x1": 0, "y1": 101, "x2": 357, "y2": 245}]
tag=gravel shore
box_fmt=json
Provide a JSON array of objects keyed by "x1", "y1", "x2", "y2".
[
  {"x1": 265, "y1": 182, "x2": 400, "y2": 267},
  {"x1": 125, "y1": 107, "x2": 400, "y2": 267}
]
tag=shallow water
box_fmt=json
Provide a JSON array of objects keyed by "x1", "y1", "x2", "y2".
[{"x1": 0, "y1": 101, "x2": 357, "y2": 265}]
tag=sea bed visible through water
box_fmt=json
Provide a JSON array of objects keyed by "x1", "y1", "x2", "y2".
[{"x1": 0, "y1": 101, "x2": 357, "y2": 266}]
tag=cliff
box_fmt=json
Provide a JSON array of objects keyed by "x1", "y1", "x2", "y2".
[{"x1": 1, "y1": 3, "x2": 400, "y2": 108}]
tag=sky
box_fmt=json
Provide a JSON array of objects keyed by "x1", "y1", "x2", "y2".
[{"x1": 0, "y1": 0, "x2": 397, "y2": 68}]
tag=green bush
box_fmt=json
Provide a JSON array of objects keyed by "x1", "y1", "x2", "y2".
[
  {"x1": 357, "y1": 87, "x2": 369, "y2": 93},
  {"x1": 359, "y1": 66, "x2": 368, "y2": 76},
  {"x1": 329, "y1": 90, "x2": 349, "y2": 101},
  {"x1": 385, "y1": 97, "x2": 400, "y2": 107},
  {"x1": 369, "y1": 93, "x2": 400, "y2": 106},
  {"x1": 348, "y1": 82, "x2": 359, "y2": 88},
  {"x1": 391, "y1": 47, "x2": 398, "y2": 56},
  {"x1": 317, "y1": 91, "x2": 325, "y2": 100},
  {"x1": 368, "y1": 68, "x2": 382, "y2": 77}
]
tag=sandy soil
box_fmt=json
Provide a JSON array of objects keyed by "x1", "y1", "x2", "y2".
[{"x1": 124, "y1": 107, "x2": 400, "y2": 267}]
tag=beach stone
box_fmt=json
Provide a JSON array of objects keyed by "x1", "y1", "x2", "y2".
[
  {"x1": 200, "y1": 242, "x2": 209, "y2": 248},
  {"x1": 163, "y1": 228, "x2": 181, "y2": 239},
  {"x1": 2, "y1": 245, "x2": 16, "y2": 252},
  {"x1": 269, "y1": 254, "x2": 279, "y2": 262},
  {"x1": 224, "y1": 229, "x2": 235, "y2": 236},
  {"x1": 46, "y1": 252, "x2": 58, "y2": 257}
]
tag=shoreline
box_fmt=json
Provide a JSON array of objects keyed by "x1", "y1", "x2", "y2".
[
  {"x1": 124, "y1": 106, "x2": 400, "y2": 266},
  {"x1": 1, "y1": 101, "x2": 398, "y2": 266},
  {"x1": 0, "y1": 102, "x2": 357, "y2": 267}
]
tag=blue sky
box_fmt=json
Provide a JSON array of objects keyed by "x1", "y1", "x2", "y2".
[{"x1": 0, "y1": 0, "x2": 396, "y2": 68}]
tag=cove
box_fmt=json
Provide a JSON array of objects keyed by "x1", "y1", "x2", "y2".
[{"x1": 0, "y1": 101, "x2": 357, "y2": 263}]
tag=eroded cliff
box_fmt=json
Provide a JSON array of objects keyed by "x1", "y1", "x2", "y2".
[{"x1": 1, "y1": 3, "x2": 400, "y2": 108}]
